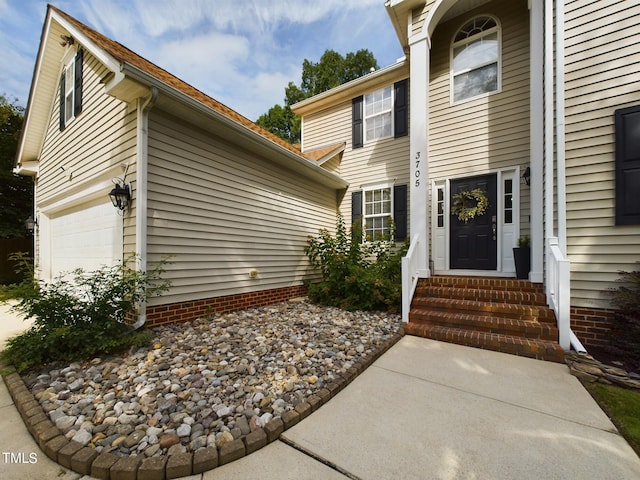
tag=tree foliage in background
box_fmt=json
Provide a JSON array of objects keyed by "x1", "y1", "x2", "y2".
[
  {"x1": 606, "y1": 265, "x2": 640, "y2": 365},
  {"x1": 0, "y1": 95, "x2": 32, "y2": 238},
  {"x1": 256, "y1": 49, "x2": 378, "y2": 144}
]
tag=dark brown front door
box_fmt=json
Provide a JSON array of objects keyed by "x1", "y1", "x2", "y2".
[{"x1": 450, "y1": 174, "x2": 498, "y2": 270}]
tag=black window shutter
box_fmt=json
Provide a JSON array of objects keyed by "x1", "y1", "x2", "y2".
[
  {"x1": 393, "y1": 184, "x2": 408, "y2": 241},
  {"x1": 351, "y1": 190, "x2": 363, "y2": 243},
  {"x1": 394, "y1": 79, "x2": 408, "y2": 138},
  {"x1": 59, "y1": 73, "x2": 66, "y2": 131},
  {"x1": 615, "y1": 105, "x2": 640, "y2": 225},
  {"x1": 74, "y1": 48, "x2": 84, "y2": 116},
  {"x1": 352, "y1": 96, "x2": 363, "y2": 148}
]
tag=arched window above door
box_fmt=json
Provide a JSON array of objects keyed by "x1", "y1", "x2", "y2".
[{"x1": 451, "y1": 15, "x2": 501, "y2": 103}]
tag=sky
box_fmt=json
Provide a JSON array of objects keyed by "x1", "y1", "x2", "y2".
[{"x1": 0, "y1": 0, "x2": 404, "y2": 121}]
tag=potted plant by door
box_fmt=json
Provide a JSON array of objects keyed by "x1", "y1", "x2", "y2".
[{"x1": 513, "y1": 236, "x2": 530, "y2": 280}]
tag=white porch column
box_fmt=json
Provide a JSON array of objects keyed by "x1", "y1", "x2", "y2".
[
  {"x1": 529, "y1": 0, "x2": 544, "y2": 283},
  {"x1": 409, "y1": 35, "x2": 430, "y2": 277}
]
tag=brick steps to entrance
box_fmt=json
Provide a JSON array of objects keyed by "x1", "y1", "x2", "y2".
[{"x1": 405, "y1": 276, "x2": 565, "y2": 363}]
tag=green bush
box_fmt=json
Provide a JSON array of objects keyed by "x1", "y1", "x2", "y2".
[
  {"x1": 2, "y1": 256, "x2": 171, "y2": 372},
  {"x1": 606, "y1": 265, "x2": 640, "y2": 363},
  {"x1": 304, "y1": 214, "x2": 407, "y2": 312},
  {"x1": 0, "y1": 252, "x2": 39, "y2": 302}
]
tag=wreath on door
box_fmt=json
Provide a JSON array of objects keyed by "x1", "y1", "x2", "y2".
[{"x1": 451, "y1": 188, "x2": 489, "y2": 223}]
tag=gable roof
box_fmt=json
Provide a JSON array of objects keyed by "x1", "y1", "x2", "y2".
[{"x1": 17, "y1": 5, "x2": 348, "y2": 189}]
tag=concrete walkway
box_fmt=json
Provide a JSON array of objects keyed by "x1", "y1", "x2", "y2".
[{"x1": 1, "y1": 299, "x2": 639, "y2": 479}]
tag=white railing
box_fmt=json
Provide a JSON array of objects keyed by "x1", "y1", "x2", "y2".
[
  {"x1": 401, "y1": 234, "x2": 421, "y2": 323},
  {"x1": 546, "y1": 237, "x2": 586, "y2": 352}
]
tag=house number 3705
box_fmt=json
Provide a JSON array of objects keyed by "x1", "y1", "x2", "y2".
[{"x1": 415, "y1": 152, "x2": 421, "y2": 187}]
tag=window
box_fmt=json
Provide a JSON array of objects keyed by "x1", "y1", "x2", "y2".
[
  {"x1": 437, "y1": 187, "x2": 445, "y2": 228},
  {"x1": 504, "y1": 179, "x2": 513, "y2": 224},
  {"x1": 59, "y1": 48, "x2": 84, "y2": 130},
  {"x1": 352, "y1": 79, "x2": 408, "y2": 148},
  {"x1": 365, "y1": 87, "x2": 392, "y2": 142},
  {"x1": 351, "y1": 184, "x2": 407, "y2": 242},
  {"x1": 451, "y1": 16, "x2": 500, "y2": 103},
  {"x1": 364, "y1": 186, "x2": 392, "y2": 240}
]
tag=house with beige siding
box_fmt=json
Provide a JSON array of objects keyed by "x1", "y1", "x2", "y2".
[
  {"x1": 16, "y1": 2, "x2": 640, "y2": 360},
  {"x1": 293, "y1": 0, "x2": 640, "y2": 359},
  {"x1": 15, "y1": 5, "x2": 346, "y2": 326}
]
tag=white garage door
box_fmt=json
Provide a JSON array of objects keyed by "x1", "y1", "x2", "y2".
[{"x1": 50, "y1": 200, "x2": 123, "y2": 278}]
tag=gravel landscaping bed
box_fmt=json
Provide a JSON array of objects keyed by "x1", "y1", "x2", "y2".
[{"x1": 21, "y1": 298, "x2": 402, "y2": 458}]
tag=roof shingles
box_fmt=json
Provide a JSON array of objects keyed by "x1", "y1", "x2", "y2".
[{"x1": 51, "y1": 5, "x2": 303, "y2": 158}]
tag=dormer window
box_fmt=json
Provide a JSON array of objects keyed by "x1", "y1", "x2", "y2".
[
  {"x1": 59, "y1": 48, "x2": 84, "y2": 130},
  {"x1": 451, "y1": 16, "x2": 500, "y2": 103}
]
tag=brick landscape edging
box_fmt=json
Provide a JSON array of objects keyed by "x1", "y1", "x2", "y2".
[{"x1": 1, "y1": 328, "x2": 404, "y2": 478}]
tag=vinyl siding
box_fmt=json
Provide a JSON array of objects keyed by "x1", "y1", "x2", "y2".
[
  {"x1": 428, "y1": 0, "x2": 530, "y2": 235},
  {"x1": 38, "y1": 50, "x2": 136, "y2": 205},
  {"x1": 564, "y1": 0, "x2": 640, "y2": 308},
  {"x1": 302, "y1": 80, "x2": 410, "y2": 231},
  {"x1": 36, "y1": 49, "x2": 136, "y2": 270},
  {"x1": 146, "y1": 110, "x2": 337, "y2": 306}
]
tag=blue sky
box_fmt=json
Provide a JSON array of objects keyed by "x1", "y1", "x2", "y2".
[{"x1": 0, "y1": 0, "x2": 404, "y2": 121}]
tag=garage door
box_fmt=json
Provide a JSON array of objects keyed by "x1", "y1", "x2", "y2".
[{"x1": 50, "y1": 199, "x2": 123, "y2": 277}]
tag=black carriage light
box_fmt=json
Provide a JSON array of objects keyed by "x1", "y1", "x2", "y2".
[
  {"x1": 25, "y1": 215, "x2": 37, "y2": 234},
  {"x1": 109, "y1": 182, "x2": 130, "y2": 211},
  {"x1": 522, "y1": 166, "x2": 531, "y2": 186}
]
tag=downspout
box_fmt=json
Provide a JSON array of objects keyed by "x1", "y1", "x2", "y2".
[
  {"x1": 555, "y1": 0, "x2": 567, "y2": 255},
  {"x1": 544, "y1": 0, "x2": 554, "y2": 244},
  {"x1": 132, "y1": 87, "x2": 158, "y2": 329}
]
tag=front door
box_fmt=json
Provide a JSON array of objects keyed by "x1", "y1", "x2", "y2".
[{"x1": 450, "y1": 174, "x2": 498, "y2": 270}]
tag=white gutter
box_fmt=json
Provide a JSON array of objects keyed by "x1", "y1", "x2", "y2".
[
  {"x1": 555, "y1": 0, "x2": 567, "y2": 255},
  {"x1": 132, "y1": 87, "x2": 158, "y2": 330}
]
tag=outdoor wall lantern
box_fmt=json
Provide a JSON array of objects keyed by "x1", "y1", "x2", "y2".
[
  {"x1": 25, "y1": 215, "x2": 37, "y2": 234},
  {"x1": 108, "y1": 182, "x2": 130, "y2": 211},
  {"x1": 522, "y1": 166, "x2": 531, "y2": 186}
]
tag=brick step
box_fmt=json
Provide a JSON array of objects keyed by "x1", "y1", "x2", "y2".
[
  {"x1": 415, "y1": 285, "x2": 548, "y2": 307},
  {"x1": 411, "y1": 296, "x2": 556, "y2": 322},
  {"x1": 404, "y1": 323, "x2": 565, "y2": 363},
  {"x1": 409, "y1": 308, "x2": 558, "y2": 341},
  {"x1": 418, "y1": 276, "x2": 544, "y2": 293}
]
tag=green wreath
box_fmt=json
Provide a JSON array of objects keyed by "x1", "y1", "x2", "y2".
[{"x1": 451, "y1": 188, "x2": 489, "y2": 222}]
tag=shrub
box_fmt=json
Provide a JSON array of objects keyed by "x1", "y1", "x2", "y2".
[
  {"x1": 2, "y1": 256, "x2": 171, "y2": 372},
  {"x1": 304, "y1": 214, "x2": 407, "y2": 312},
  {"x1": 606, "y1": 265, "x2": 640, "y2": 363},
  {"x1": 0, "y1": 252, "x2": 39, "y2": 302}
]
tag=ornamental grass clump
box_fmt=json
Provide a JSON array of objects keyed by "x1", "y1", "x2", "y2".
[
  {"x1": 2, "y1": 256, "x2": 171, "y2": 373},
  {"x1": 304, "y1": 214, "x2": 407, "y2": 312}
]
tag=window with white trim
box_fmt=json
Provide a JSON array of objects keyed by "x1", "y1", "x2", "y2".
[
  {"x1": 63, "y1": 60, "x2": 75, "y2": 124},
  {"x1": 363, "y1": 186, "x2": 392, "y2": 241},
  {"x1": 364, "y1": 86, "x2": 393, "y2": 142},
  {"x1": 451, "y1": 16, "x2": 500, "y2": 103}
]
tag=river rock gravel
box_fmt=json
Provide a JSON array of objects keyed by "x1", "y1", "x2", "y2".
[{"x1": 23, "y1": 299, "x2": 401, "y2": 457}]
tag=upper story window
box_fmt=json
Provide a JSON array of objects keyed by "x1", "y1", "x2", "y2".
[
  {"x1": 59, "y1": 48, "x2": 84, "y2": 130},
  {"x1": 451, "y1": 16, "x2": 500, "y2": 103},
  {"x1": 352, "y1": 79, "x2": 408, "y2": 148},
  {"x1": 364, "y1": 87, "x2": 393, "y2": 142}
]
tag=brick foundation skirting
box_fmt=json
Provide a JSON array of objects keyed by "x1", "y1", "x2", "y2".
[
  {"x1": 145, "y1": 285, "x2": 308, "y2": 326},
  {"x1": 570, "y1": 307, "x2": 617, "y2": 348}
]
